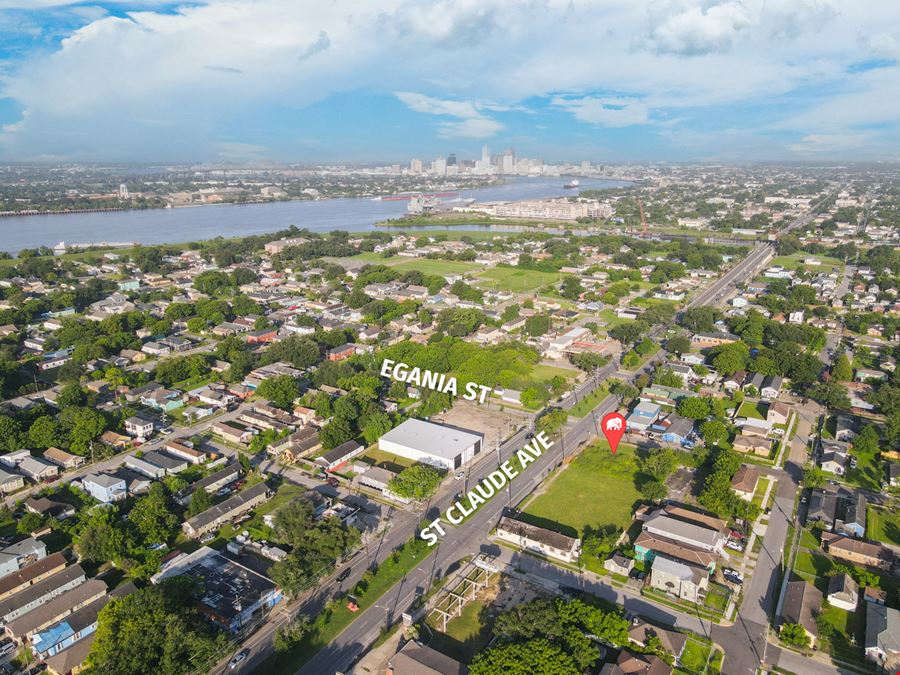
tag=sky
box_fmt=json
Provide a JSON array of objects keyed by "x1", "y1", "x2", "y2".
[{"x1": 0, "y1": 0, "x2": 899, "y2": 164}]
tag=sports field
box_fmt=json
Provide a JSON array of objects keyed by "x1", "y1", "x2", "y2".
[{"x1": 475, "y1": 267, "x2": 568, "y2": 292}]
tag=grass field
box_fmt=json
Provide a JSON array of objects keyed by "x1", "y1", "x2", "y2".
[
  {"x1": 867, "y1": 506, "x2": 900, "y2": 547},
  {"x1": 523, "y1": 442, "x2": 641, "y2": 538},
  {"x1": 475, "y1": 266, "x2": 569, "y2": 293},
  {"x1": 846, "y1": 447, "x2": 882, "y2": 491},
  {"x1": 675, "y1": 638, "x2": 711, "y2": 674},
  {"x1": 530, "y1": 364, "x2": 579, "y2": 382},
  {"x1": 427, "y1": 598, "x2": 493, "y2": 663},
  {"x1": 389, "y1": 258, "x2": 482, "y2": 276},
  {"x1": 771, "y1": 252, "x2": 844, "y2": 271}
]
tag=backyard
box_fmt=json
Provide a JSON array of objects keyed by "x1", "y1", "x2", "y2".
[
  {"x1": 867, "y1": 505, "x2": 900, "y2": 547},
  {"x1": 736, "y1": 400, "x2": 767, "y2": 420}
]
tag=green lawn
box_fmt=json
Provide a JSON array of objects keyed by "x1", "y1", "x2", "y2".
[
  {"x1": 389, "y1": 258, "x2": 481, "y2": 276},
  {"x1": 530, "y1": 364, "x2": 579, "y2": 382},
  {"x1": 817, "y1": 603, "x2": 865, "y2": 668},
  {"x1": 475, "y1": 267, "x2": 569, "y2": 293},
  {"x1": 736, "y1": 401, "x2": 767, "y2": 420},
  {"x1": 751, "y1": 477, "x2": 772, "y2": 509},
  {"x1": 523, "y1": 442, "x2": 641, "y2": 538},
  {"x1": 675, "y1": 638, "x2": 711, "y2": 674},
  {"x1": 846, "y1": 448, "x2": 882, "y2": 491},
  {"x1": 597, "y1": 308, "x2": 634, "y2": 328},
  {"x1": 867, "y1": 506, "x2": 900, "y2": 547},
  {"x1": 567, "y1": 382, "x2": 610, "y2": 418},
  {"x1": 427, "y1": 598, "x2": 494, "y2": 663},
  {"x1": 771, "y1": 252, "x2": 844, "y2": 271}
]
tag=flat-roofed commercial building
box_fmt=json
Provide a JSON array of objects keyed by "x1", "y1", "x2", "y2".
[{"x1": 378, "y1": 419, "x2": 483, "y2": 471}]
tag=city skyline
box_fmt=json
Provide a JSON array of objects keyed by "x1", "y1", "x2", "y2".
[{"x1": 0, "y1": 1, "x2": 899, "y2": 163}]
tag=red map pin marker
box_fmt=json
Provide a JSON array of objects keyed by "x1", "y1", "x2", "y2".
[{"x1": 601, "y1": 412, "x2": 627, "y2": 454}]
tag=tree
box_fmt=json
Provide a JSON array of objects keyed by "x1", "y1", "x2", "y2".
[
  {"x1": 77, "y1": 507, "x2": 126, "y2": 563},
  {"x1": 256, "y1": 375, "x2": 300, "y2": 409},
  {"x1": 700, "y1": 420, "x2": 729, "y2": 447},
  {"x1": 470, "y1": 639, "x2": 580, "y2": 675},
  {"x1": 57, "y1": 383, "x2": 88, "y2": 408},
  {"x1": 362, "y1": 412, "x2": 393, "y2": 445},
  {"x1": 0, "y1": 417, "x2": 23, "y2": 452},
  {"x1": 666, "y1": 335, "x2": 692, "y2": 357},
  {"x1": 808, "y1": 381, "x2": 850, "y2": 410},
  {"x1": 524, "y1": 315, "x2": 550, "y2": 337},
  {"x1": 28, "y1": 415, "x2": 65, "y2": 449},
  {"x1": 274, "y1": 616, "x2": 311, "y2": 653},
  {"x1": 388, "y1": 465, "x2": 444, "y2": 500},
  {"x1": 494, "y1": 599, "x2": 563, "y2": 640},
  {"x1": 17, "y1": 511, "x2": 45, "y2": 535},
  {"x1": 536, "y1": 409, "x2": 568, "y2": 436},
  {"x1": 560, "y1": 276, "x2": 583, "y2": 300},
  {"x1": 640, "y1": 447, "x2": 676, "y2": 482},
  {"x1": 712, "y1": 342, "x2": 750, "y2": 375},
  {"x1": 85, "y1": 577, "x2": 226, "y2": 674},
  {"x1": 640, "y1": 479, "x2": 668, "y2": 502},
  {"x1": 831, "y1": 353, "x2": 852, "y2": 382},
  {"x1": 779, "y1": 623, "x2": 810, "y2": 648},
  {"x1": 609, "y1": 321, "x2": 647, "y2": 346},
  {"x1": 677, "y1": 397, "x2": 711, "y2": 420},
  {"x1": 680, "y1": 307, "x2": 722, "y2": 333},
  {"x1": 60, "y1": 407, "x2": 108, "y2": 455},
  {"x1": 129, "y1": 484, "x2": 179, "y2": 544}
]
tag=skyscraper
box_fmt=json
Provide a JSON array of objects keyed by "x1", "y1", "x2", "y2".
[
  {"x1": 446, "y1": 153, "x2": 457, "y2": 166},
  {"x1": 410, "y1": 158, "x2": 423, "y2": 173},
  {"x1": 481, "y1": 145, "x2": 490, "y2": 163}
]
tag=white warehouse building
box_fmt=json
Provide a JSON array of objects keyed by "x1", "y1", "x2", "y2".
[{"x1": 378, "y1": 419, "x2": 484, "y2": 471}]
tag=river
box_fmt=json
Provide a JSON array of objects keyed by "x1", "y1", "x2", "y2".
[{"x1": 0, "y1": 176, "x2": 629, "y2": 253}]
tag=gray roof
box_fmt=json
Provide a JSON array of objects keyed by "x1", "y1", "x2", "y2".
[
  {"x1": 5, "y1": 578, "x2": 107, "y2": 639},
  {"x1": 865, "y1": 602, "x2": 900, "y2": 655},
  {"x1": 0, "y1": 565, "x2": 85, "y2": 619},
  {"x1": 380, "y1": 419, "x2": 483, "y2": 461},
  {"x1": 142, "y1": 450, "x2": 187, "y2": 471},
  {"x1": 781, "y1": 580, "x2": 822, "y2": 636},
  {"x1": 184, "y1": 481, "x2": 270, "y2": 532},
  {"x1": 643, "y1": 514, "x2": 721, "y2": 549}
]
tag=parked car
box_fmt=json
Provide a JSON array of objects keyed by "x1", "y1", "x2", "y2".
[
  {"x1": 0, "y1": 638, "x2": 15, "y2": 657},
  {"x1": 726, "y1": 540, "x2": 744, "y2": 553},
  {"x1": 200, "y1": 531, "x2": 217, "y2": 544},
  {"x1": 337, "y1": 568, "x2": 352, "y2": 582},
  {"x1": 723, "y1": 568, "x2": 744, "y2": 583},
  {"x1": 455, "y1": 471, "x2": 466, "y2": 481},
  {"x1": 228, "y1": 649, "x2": 250, "y2": 670},
  {"x1": 327, "y1": 477, "x2": 340, "y2": 488}
]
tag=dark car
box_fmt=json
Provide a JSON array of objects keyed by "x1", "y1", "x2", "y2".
[
  {"x1": 337, "y1": 568, "x2": 352, "y2": 582},
  {"x1": 327, "y1": 477, "x2": 340, "y2": 488}
]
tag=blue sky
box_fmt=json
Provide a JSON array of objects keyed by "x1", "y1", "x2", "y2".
[{"x1": 0, "y1": 0, "x2": 899, "y2": 163}]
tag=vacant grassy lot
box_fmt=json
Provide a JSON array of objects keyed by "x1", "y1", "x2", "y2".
[
  {"x1": 736, "y1": 400, "x2": 767, "y2": 420},
  {"x1": 771, "y1": 252, "x2": 844, "y2": 271},
  {"x1": 523, "y1": 442, "x2": 641, "y2": 537},
  {"x1": 427, "y1": 598, "x2": 494, "y2": 663},
  {"x1": 867, "y1": 506, "x2": 900, "y2": 547},
  {"x1": 531, "y1": 363, "x2": 578, "y2": 382},
  {"x1": 675, "y1": 638, "x2": 711, "y2": 674},
  {"x1": 389, "y1": 257, "x2": 482, "y2": 276},
  {"x1": 475, "y1": 266, "x2": 568, "y2": 292}
]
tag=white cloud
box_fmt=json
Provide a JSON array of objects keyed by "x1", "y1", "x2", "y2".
[
  {"x1": 0, "y1": 0, "x2": 898, "y2": 159},
  {"x1": 395, "y1": 91, "x2": 504, "y2": 138},
  {"x1": 551, "y1": 96, "x2": 650, "y2": 127}
]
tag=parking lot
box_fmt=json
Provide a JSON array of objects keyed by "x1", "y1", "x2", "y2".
[{"x1": 431, "y1": 400, "x2": 529, "y2": 453}]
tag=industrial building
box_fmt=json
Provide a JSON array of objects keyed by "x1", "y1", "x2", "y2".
[{"x1": 378, "y1": 419, "x2": 484, "y2": 471}]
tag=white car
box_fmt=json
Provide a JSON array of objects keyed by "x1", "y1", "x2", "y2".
[
  {"x1": 229, "y1": 649, "x2": 250, "y2": 669},
  {"x1": 726, "y1": 540, "x2": 744, "y2": 553},
  {"x1": 455, "y1": 471, "x2": 466, "y2": 481}
]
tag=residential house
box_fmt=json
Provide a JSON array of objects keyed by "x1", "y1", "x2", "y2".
[
  {"x1": 838, "y1": 492, "x2": 866, "y2": 538},
  {"x1": 164, "y1": 440, "x2": 206, "y2": 465},
  {"x1": 99, "y1": 430, "x2": 130, "y2": 450},
  {"x1": 822, "y1": 533, "x2": 894, "y2": 571},
  {"x1": 766, "y1": 401, "x2": 789, "y2": 427},
  {"x1": 124, "y1": 455, "x2": 167, "y2": 480},
  {"x1": 806, "y1": 488, "x2": 840, "y2": 529},
  {"x1": 326, "y1": 344, "x2": 355, "y2": 362},
  {"x1": 0, "y1": 469, "x2": 24, "y2": 494},
  {"x1": 141, "y1": 451, "x2": 188, "y2": 475},
  {"x1": 42, "y1": 447, "x2": 84, "y2": 471},
  {"x1": 731, "y1": 465, "x2": 759, "y2": 502},
  {"x1": 865, "y1": 603, "x2": 900, "y2": 669},
  {"x1": 627, "y1": 401, "x2": 662, "y2": 433},
  {"x1": 826, "y1": 573, "x2": 859, "y2": 612},
  {"x1": 0, "y1": 538, "x2": 47, "y2": 578},
  {"x1": 18, "y1": 457, "x2": 59, "y2": 482},
  {"x1": 124, "y1": 416, "x2": 154, "y2": 439},
  {"x1": 211, "y1": 421, "x2": 256, "y2": 445},
  {"x1": 0, "y1": 551, "x2": 67, "y2": 602},
  {"x1": 386, "y1": 640, "x2": 468, "y2": 675},
  {"x1": 604, "y1": 552, "x2": 635, "y2": 577},
  {"x1": 627, "y1": 620, "x2": 687, "y2": 663},
  {"x1": 0, "y1": 565, "x2": 86, "y2": 626},
  {"x1": 181, "y1": 482, "x2": 272, "y2": 539},
  {"x1": 5, "y1": 578, "x2": 107, "y2": 643},
  {"x1": 760, "y1": 375, "x2": 784, "y2": 400},
  {"x1": 780, "y1": 580, "x2": 823, "y2": 648},
  {"x1": 82, "y1": 473, "x2": 127, "y2": 503},
  {"x1": 733, "y1": 433, "x2": 771, "y2": 457},
  {"x1": 614, "y1": 650, "x2": 672, "y2": 675},
  {"x1": 314, "y1": 441, "x2": 364, "y2": 472},
  {"x1": 495, "y1": 515, "x2": 582, "y2": 564},
  {"x1": 24, "y1": 498, "x2": 75, "y2": 520},
  {"x1": 649, "y1": 555, "x2": 709, "y2": 604}
]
